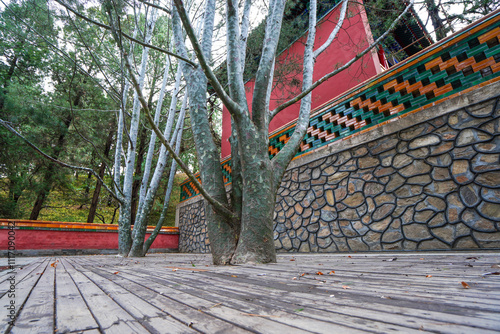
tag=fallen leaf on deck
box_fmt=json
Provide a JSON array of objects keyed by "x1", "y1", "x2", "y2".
[
  {"x1": 113, "y1": 271, "x2": 120, "y2": 274},
  {"x1": 420, "y1": 258, "x2": 424, "y2": 260},
  {"x1": 482, "y1": 272, "x2": 500, "y2": 276},
  {"x1": 50, "y1": 262, "x2": 57, "y2": 268},
  {"x1": 316, "y1": 271, "x2": 324, "y2": 275},
  {"x1": 300, "y1": 273, "x2": 306, "y2": 277},
  {"x1": 461, "y1": 281, "x2": 470, "y2": 289},
  {"x1": 380, "y1": 296, "x2": 393, "y2": 299},
  {"x1": 348, "y1": 256, "x2": 352, "y2": 258},
  {"x1": 292, "y1": 277, "x2": 297, "y2": 280},
  {"x1": 491, "y1": 264, "x2": 500, "y2": 268},
  {"x1": 426, "y1": 275, "x2": 432, "y2": 278},
  {"x1": 466, "y1": 257, "x2": 478, "y2": 260},
  {"x1": 290, "y1": 258, "x2": 295, "y2": 261},
  {"x1": 293, "y1": 308, "x2": 304, "y2": 312},
  {"x1": 342, "y1": 285, "x2": 350, "y2": 289},
  {"x1": 329, "y1": 271, "x2": 335, "y2": 275},
  {"x1": 231, "y1": 275, "x2": 238, "y2": 278}
]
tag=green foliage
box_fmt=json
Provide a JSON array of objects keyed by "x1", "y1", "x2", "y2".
[{"x1": 0, "y1": 172, "x2": 183, "y2": 227}]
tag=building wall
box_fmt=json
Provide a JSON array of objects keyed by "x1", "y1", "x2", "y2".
[
  {"x1": 177, "y1": 81, "x2": 500, "y2": 253},
  {"x1": 177, "y1": 10, "x2": 500, "y2": 253},
  {"x1": 0, "y1": 219, "x2": 179, "y2": 255},
  {"x1": 220, "y1": 1, "x2": 381, "y2": 158}
]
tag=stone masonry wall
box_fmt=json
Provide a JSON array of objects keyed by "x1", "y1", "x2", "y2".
[{"x1": 177, "y1": 89, "x2": 500, "y2": 253}]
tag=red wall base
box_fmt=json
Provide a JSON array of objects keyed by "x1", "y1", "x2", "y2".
[
  {"x1": 0, "y1": 229, "x2": 179, "y2": 250},
  {"x1": 0, "y1": 219, "x2": 179, "y2": 252}
]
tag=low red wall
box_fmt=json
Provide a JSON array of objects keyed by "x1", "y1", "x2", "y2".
[{"x1": 0, "y1": 219, "x2": 179, "y2": 251}]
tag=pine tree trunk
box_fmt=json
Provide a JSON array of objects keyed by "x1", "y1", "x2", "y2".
[
  {"x1": 29, "y1": 113, "x2": 73, "y2": 220},
  {"x1": 87, "y1": 128, "x2": 114, "y2": 224}
]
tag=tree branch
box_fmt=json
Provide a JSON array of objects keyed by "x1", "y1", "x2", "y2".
[
  {"x1": 173, "y1": 0, "x2": 242, "y2": 119},
  {"x1": 53, "y1": 0, "x2": 196, "y2": 67},
  {"x1": 0, "y1": 118, "x2": 124, "y2": 204},
  {"x1": 122, "y1": 51, "x2": 237, "y2": 221},
  {"x1": 313, "y1": 0, "x2": 348, "y2": 58},
  {"x1": 270, "y1": 0, "x2": 415, "y2": 119}
]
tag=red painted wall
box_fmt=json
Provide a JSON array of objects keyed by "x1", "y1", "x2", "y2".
[
  {"x1": 0, "y1": 229, "x2": 179, "y2": 250},
  {"x1": 221, "y1": 1, "x2": 381, "y2": 158},
  {"x1": 0, "y1": 220, "x2": 179, "y2": 251}
]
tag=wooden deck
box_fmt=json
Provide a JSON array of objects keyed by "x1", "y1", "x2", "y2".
[{"x1": 1, "y1": 252, "x2": 499, "y2": 333}]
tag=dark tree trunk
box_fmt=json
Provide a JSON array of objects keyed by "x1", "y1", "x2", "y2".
[
  {"x1": 425, "y1": 0, "x2": 447, "y2": 41},
  {"x1": 29, "y1": 113, "x2": 73, "y2": 220},
  {"x1": 87, "y1": 128, "x2": 114, "y2": 224},
  {"x1": 131, "y1": 126, "x2": 147, "y2": 225}
]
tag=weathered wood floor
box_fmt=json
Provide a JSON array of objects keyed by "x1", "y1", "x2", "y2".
[{"x1": 1, "y1": 252, "x2": 499, "y2": 333}]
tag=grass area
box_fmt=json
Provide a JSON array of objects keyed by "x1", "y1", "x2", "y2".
[{"x1": 1, "y1": 173, "x2": 185, "y2": 227}]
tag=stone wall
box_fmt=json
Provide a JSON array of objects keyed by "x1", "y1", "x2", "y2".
[{"x1": 176, "y1": 84, "x2": 500, "y2": 253}]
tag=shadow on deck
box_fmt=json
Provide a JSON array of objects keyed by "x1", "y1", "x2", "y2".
[{"x1": 1, "y1": 252, "x2": 500, "y2": 333}]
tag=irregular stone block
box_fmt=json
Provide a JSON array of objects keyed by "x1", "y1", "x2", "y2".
[
  {"x1": 449, "y1": 109, "x2": 484, "y2": 130},
  {"x1": 462, "y1": 208, "x2": 496, "y2": 231},
  {"x1": 365, "y1": 181, "x2": 385, "y2": 196},
  {"x1": 418, "y1": 239, "x2": 450, "y2": 250},
  {"x1": 399, "y1": 160, "x2": 431, "y2": 177},
  {"x1": 451, "y1": 160, "x2": 474, "y2": 184},
  {"x1": 382, "y1": 229, "x2": 403, "y2": 243},
  {"x1": 386, "y1": 174, "x2": 406, "y2": 193},
  {"x1": 403, "y1": 223, "x2": 432, "y2": 241},
  {"x1": 372, "y1": 203, "x2": 396, "y2": 221},
  {"x1": 480, "y1": 188, "x2": 500, "y2": 204},
  {"x1": 431, "y1": 167, "x2": 451, "y2": 181},
  {"x1": 455, "y1": 236, "x2": 479, "y2": 249},
  {"x1": 459, "y1": 184, "x2": 481, "y2": 208},
  {"x1": 471, "y1": 153, "x2": 500, "y2": 173},
  {"x1": 409, "y1": 134, "x2": 441, "y2": 150},
  {"x1": 456, "y1": 128, "x2": 492, "y2": 147},
  {"x1": 472, "y1": 231, "x2": 500, "y2": 248},
  {"x1": 475, "y1": 171, "x2": 500, "y2": 188},
  {"x1": 358, "y1": 156, "x2": 379, "y2": 169},
  {"x1": 477, "y1": 201, "x2": 500, "y2": 222},
  {"x1": 475, "y1": 136, "x2": 500, "y2": 153},
  {"x1": 424, "y1": 181, "x2": 458, "y2": 197},
  {"x1": 347, "y1": 237, "x2": 369, "y2": 251},
  {"x1": 343, "y1": 192, "x2": 365, "y2": 208},
  {"x1": 393, "y1": 154, "x2": 413, "y2": 168},
  {"x1": 426, "y1": 153, "x2": 452, "y2": 167}
]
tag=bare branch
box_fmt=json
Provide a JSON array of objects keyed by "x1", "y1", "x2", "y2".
[
  {"x1": 313, "y1": 0, "x2": 348, "y2": 58},
  {"x1": 173, "y1": 0, "x2": 242, "y2": 120},
  {"x1": 270, "y1": 0, "x2": 415, "y2": 118},
  {"x1": 137, "y1": 0, "x2": 171, "y2": 14},
  {"x1": 53, "y1": 0, "x2": 197, "y2": 67},
  {"x1": 122, "y1": 50, "x2": 237, "y2": 221}
]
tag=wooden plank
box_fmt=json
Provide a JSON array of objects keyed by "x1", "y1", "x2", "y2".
[
  {"x1": 0, "y1": 258, "x2": 47, "y2": 298},
  {"x1": 87, "y1": 263, "x2": 319, "y2": 334},
  {"x1": 0, "y1": 259, "x2": 49, "y2": 333},
  {"x1": 75, "y1": 268, "x2": 198, "y2": 333},
  {"x1": 62, "y1": 260, "x2": 150, "y2": 334},
  {"x1": 56, "y1": 259, "x2": 99, "y2": 333},
  {"x1": 157, "y1": 264, "x2": 500, "y2": 333},
  {"x1": 88, "y1": 266, "x2": 252, "y2": 334},
  {"x1": 11, "y1": 259, "x2": 56, "y2": 334}
]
